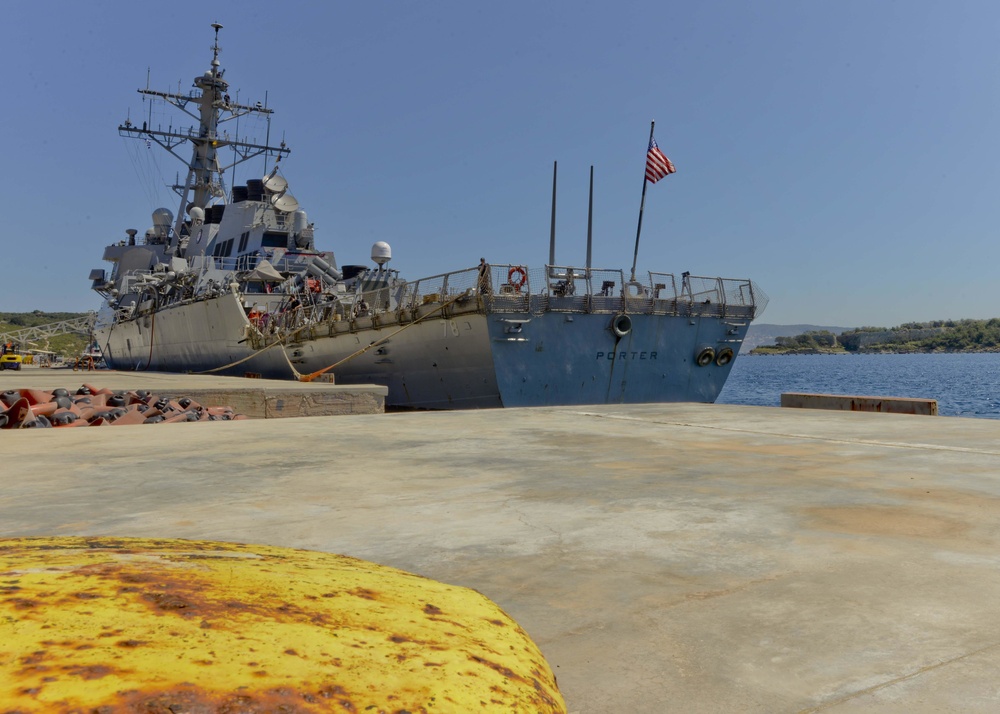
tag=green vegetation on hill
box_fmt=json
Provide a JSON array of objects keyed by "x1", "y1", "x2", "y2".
[
  {"x1": 754, "y1": 330, "x2": 839, "y2": 353},
  {"x1": 0, "y1": 311, "x2": 93, "y2": 359},
  {"x1": 752, "y1": 319, "x2": 1000, "y2": 354}
]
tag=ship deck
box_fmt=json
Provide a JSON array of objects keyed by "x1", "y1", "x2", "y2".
[{"x1": 4, "y1": 373, "x2": 1000, "y2": 712}]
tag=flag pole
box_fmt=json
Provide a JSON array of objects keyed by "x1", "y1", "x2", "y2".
[
  {"x1": 630, "y1": 120, "x2": 656, "y2": 283},
  {"x1": 586, "y1": 165, "x2": 594, "y2": 272},
  {"x1": 548, "y1": 161, "x2": 558, "y2": 267}
]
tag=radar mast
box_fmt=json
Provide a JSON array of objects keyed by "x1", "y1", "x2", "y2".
[{"x1": 118, "y1": 23, "x2": 291, "y2": 241}]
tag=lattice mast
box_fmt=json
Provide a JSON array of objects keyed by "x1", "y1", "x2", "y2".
[{"x1": 117, "y1": 23, "x2": 291, "y2": 240}]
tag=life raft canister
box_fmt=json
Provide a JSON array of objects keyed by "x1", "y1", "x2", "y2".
[
  {"x1": 695, "y1": 346, "x2": 716, "y2": 367},
  {"x1": 507, "y1": 266, "x2": 527, "y2": 292}
]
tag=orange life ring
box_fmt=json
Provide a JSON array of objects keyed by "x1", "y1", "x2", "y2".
[{"x1": 507, "y1": 266, "x2": 527, "y2": 292}]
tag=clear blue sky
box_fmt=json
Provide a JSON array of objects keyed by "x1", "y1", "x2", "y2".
[{"x1": 3, "y1": 0, "x2": 998, "y2": 327}]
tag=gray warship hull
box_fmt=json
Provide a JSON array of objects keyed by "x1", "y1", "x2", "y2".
[
  {"x1": 91, "y1": 26, "x2": 766, "y2": 410},
  {"x1": 314, "y1": 310, "x2": 748, "y2": 409},
  {"x1": 96, "y1": 265, "x2": 758, "y2": 409}
]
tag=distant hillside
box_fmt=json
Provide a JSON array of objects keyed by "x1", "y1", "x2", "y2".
[
  {"x1": 742, "y1": 323, "x2": 851, "y2": 353},
  {"x1": 0, "y1": 311, "x2": 93, "y2": 358},
  {"x1": 751, "y1": 319, "x2": 1000, "y2": 354}
]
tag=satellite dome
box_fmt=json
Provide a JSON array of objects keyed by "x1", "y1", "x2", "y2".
[{"x1": 371, "y1": 241, "x2": 391, "y2": 266}]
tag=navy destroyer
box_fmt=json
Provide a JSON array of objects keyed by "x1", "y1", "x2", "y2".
[{"x1": 91, "y1": 25, "x2": 767, "y2": 409}]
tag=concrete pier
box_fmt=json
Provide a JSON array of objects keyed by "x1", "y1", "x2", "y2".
[
  {"x1": 4, "y1": 401, "x2": 1000, "y2": 712},
  {"x1": 0, "y1": 367, "x2": 386, "y2": 417},
  {"x1": 782, "y1": 391, "x2": 939, "y2": 416}
]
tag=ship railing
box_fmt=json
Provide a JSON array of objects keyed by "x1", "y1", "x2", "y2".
[
  {"x1": 235, "y1": 253, "x2": 263, "y2": 271},
  {"x1": 646, "y1": 273, "x2": 766, "y2": 318},
  {"x1": 480, "y1": 264, "x2": 766, "y2": 318},
  {"x1": 254, "y1": 284, "x2": 336, "y2": 335},
  {"x1": 211, "y1": 255, "x2": 258, "y2": 273},
  {"x1": 217, "y1": 253, "x2": 309, "y2": 274},
  {"x1": 345, "y1": 284, "x2": 396, "y2": 320},
  {"x1": 545, "y1": 267, "x2": 631, "y2": 314},
  {"x1": 266, "y1": 305, "x2": 308, "y2": 333},
  {"x1": 255, "y1": 265, "x2": 767, "y2": 337},
  {"x1": 395, "y1": 268, "x2": 483, "y2": 315},
  {"x1": 270, "y1": 268, "x2": 481, "y2": 332},
  {"x1": 485, "y1": 264, "x2": 630, "y2": 314},
  {"x1": 725, "y1": 278, "x2": 768, "y2": 318}
]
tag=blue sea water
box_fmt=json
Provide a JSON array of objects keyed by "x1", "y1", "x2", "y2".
[{"x1": 717, "y1": 353, "x2": 1000, "y2": 419}]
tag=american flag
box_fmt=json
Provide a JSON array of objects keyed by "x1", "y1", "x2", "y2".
[{"x1": 645, "y1": 137, "x2": 676, "y2": 183}]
